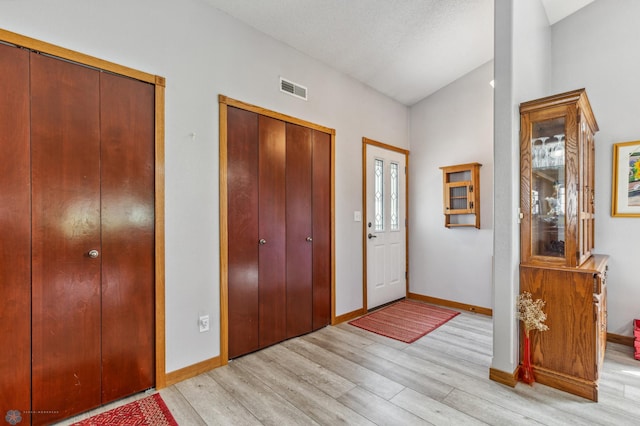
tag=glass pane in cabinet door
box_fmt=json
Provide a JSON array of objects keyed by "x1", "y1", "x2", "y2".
[
  {"x1": 530, "y1": 117, "x2": 565, "y2": 258},
  {"x1": 450, "y1": 186, "x2": 468, "y2": 210}
]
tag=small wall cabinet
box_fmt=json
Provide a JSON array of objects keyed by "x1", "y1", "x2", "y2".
[
  {"x1": 440, "y1": 162, "x2": 481, "y2": 228},
  {"x1": 519, "y1": 89, "x2": 609, "y2": 401}
]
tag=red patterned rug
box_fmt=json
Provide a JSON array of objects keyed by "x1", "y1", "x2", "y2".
[
  {"x1": 349, "y1": 299, "x2": 459, "y2": 343},
  {"x1": 72, "y1": 393, "x2": 177, "y2": 426}
]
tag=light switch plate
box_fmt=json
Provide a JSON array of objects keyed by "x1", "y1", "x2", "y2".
[
  {"x1": 354, "y1": 211, "x2": 362, "y2": 222},
  {"x1": 199, "y1": 315, "x2": 210, "y2": 333}
]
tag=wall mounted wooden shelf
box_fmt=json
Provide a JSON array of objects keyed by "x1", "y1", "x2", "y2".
[{"x1": 440, "y1": 162, "x2": 481, "y2": 229}]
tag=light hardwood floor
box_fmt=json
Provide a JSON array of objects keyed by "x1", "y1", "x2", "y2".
[{"x1": 62, "y1": 310, "x2": 640, "y2": 425}]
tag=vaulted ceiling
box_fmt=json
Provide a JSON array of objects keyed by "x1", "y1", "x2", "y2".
[{"x1": 205, "y1": 0, "x2": 595, "y2": 106}]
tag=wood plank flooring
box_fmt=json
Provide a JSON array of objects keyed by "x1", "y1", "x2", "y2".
[{"x1": 60, "y1": 310, "x2": 640, "y2": 425}]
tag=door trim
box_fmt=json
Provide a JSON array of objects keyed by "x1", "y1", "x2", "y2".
[
  {"x1": 219, "y1": 95, "x2": 336, "y2": 365},
  {"x1": 0, "y1": 28, "x2": 167, "y2": 388},
  {"x1": 362, "y1": 137, "x2": 410, "y2": 313}
]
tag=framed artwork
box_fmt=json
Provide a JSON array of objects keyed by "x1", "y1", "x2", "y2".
[{"x1": 612, "y1": 140, "x2": 640, "y2": 217}]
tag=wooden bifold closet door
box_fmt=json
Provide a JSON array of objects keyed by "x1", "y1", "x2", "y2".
[
  {"x1": 227, "y1": 106, "x2": 331, "y2": 359},
  {"x1": 258, "y1": 115, "x2": 287, "y2": 348},
  {"x1": 0, "y1": 44, "x2": 154, "y2": 425},
  {"x1": 30, "y1": 48, "x2": 104, "y2": 423},
  {"x1": 0, "y1": 41, "x2": 31, "y2": 425}
]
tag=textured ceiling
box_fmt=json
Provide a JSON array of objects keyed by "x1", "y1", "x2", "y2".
[{"x1": 204, "y1": 0, "x2": 593, "y2": 106}]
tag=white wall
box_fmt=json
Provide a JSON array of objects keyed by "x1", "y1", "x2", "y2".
[
  {"x1": 409, "y1": 61, "x2": 494, "y2": 309},
  {"x1": 0, "y1": 0, "x2": 409, "y2": 372},
  {"x1": 551, "y1": 0, "x2": 640, "y2": 335},
  {"x1": 492, "y1": 0, "x2": 551, "y2": 374}
]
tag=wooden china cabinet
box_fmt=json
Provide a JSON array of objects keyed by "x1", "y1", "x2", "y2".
[{"x1": 519, "y1": 89, "x2": 608, "y2": 401}]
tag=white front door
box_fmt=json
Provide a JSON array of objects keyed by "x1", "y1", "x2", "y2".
[{"x1": 365, "y1": 144, "x2": 407, "y2": 310}]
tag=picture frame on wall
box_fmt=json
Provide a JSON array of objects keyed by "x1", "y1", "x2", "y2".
[{"x1": 612, "y1": 140, "x2": 640, "y2": 217}]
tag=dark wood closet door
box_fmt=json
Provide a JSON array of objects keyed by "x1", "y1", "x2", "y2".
[
  {"x1": 0, "y1": 43, "x2": 31, "y2": 421},
  {"x1": 226, "y1": 105, "x2": 331, "y2": 358},
  {"x1": 258, "y1": 115, "x2": 287, "y2": 348},
  {"x1": 227, "y1": 107, "x2": 260, "y2": 358},
  {"x1": 100, "y1": 73, "x2": 155, "y2": 403},
  {"x1": 312, "y1": 130, "x2": 332, "y2": 330},
  {"x1": 286, "y1": 124, "x2": 313, "y2": 338},
  {"x1": 30, "y1": 53, "x2": 102, "y2": 424}
]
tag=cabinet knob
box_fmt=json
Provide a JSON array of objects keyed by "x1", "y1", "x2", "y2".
[
  {"x1": 88, "y1": 249, "x2": 99, "y2": 258},
  {"x1": 258, "y1": 239, "x2": 266, "y2": 245},
  {"x1": 306, "y1": 237, "x2": 313, "y2": 242}
]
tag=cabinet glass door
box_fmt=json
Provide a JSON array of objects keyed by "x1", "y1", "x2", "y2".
[
  {"x1": 530, "y1": 117, "x2": 565, "y2": 258},
  {"x1": 447, "y1": 182, "x2": 471, "y2": 212}
]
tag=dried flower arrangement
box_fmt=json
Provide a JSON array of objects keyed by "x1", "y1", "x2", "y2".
[{"x1": 517, "y1": 291, "x2": 549, "y2": 338}]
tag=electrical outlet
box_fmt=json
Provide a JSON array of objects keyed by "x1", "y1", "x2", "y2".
[{"x1": 199, "y1": 315, "x2": 210, "y2": 333}]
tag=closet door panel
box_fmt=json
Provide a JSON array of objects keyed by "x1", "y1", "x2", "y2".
[
  {"x1": 258, "y1": 115, "x2": 287, "y2": 348},
  {"x1": 100, "y1": 73, "x2": 155, "y2": 402},
  {"x1": 285, "y1": 123, "x2": 313, "y2": 338},
  {"x1": 30, "y1": 53, "x2": 102, "y2": 424},
  {"x1": 0, "y1": 44, "x2": 31, "y2": 420},
  {"x1": 312, "y1": 131, "x2": 332, "y2": 330},
  {"x1": 227, "y1": 107, "x2": 260, "y2": 358}
]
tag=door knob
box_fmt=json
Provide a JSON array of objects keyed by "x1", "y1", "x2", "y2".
[
  {"x1": 306, "y1": 237, "x2": 313, "y2": 242},
  {"x1": 88, "y1": 249, "x2": 99, "y2": 258},
  {"x1": 259, "y1": 239, "x2": 267, "y2": 245},
  {"x1": 368, "y1": 233, "x2": 377, "y2": 239}
]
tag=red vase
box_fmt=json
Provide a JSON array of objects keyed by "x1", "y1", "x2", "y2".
[{"x1": 520, "y1": 332, "x2": 535, "y2": 384}]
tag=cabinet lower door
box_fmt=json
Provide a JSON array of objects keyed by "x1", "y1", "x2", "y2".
[{"x1": 520, "y1": 264, "x2": 601, "y2": 401}]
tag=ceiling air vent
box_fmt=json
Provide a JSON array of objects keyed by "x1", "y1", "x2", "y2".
[{"x1": 280, "y1": 77, "x2": 307, "y2": 101}]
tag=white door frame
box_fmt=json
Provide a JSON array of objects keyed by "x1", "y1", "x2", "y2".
[{"x1": 362, "y1": 137, "x2": 409, "y2": 312}]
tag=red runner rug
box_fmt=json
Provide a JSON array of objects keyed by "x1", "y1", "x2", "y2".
[
  {"x1": 349, "y1": 299, "x2": 459, "y2": 343},
  {"x1": 72, "y1": 393, "x2": 177, "y2": 426}
]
